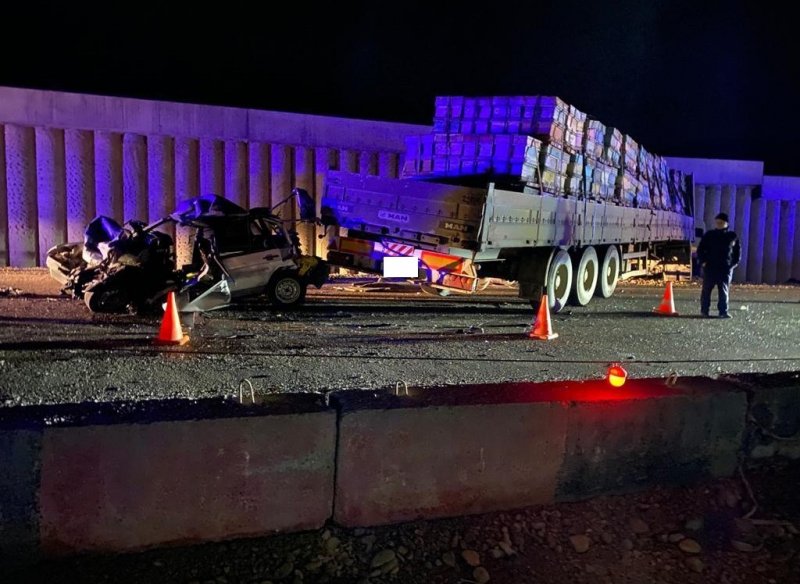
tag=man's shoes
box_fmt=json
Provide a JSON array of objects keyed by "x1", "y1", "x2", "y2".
[
  {"x1": 701, "y1": 312, "x2": 712, "y2": 318},
  {"x1": 719, "y1": 312, "x2": 732, "y2": 319}
]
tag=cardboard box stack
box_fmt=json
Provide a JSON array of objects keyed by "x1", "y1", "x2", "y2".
[{"x1": 402, "y1": 95, "x2": 691, "y2": 213}]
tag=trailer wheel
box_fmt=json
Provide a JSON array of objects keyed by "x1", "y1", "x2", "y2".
[
  {"x1": 570, "y1": 246, "x2": 599, "y2": 306},
  {"x1": 596, "y1": 245, "x2": 620, "y2": 298},
  {"x1": 546, "y1": 249, "x2": 573, "y2": 313}
]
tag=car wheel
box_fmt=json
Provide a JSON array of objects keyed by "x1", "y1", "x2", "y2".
[{"x1": 266, "y1": 272, "x2": 307, "y2": 308}]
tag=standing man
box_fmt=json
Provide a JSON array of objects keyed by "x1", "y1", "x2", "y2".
[{"x1": 697, "y1": 212, "x2": 741, "y2": 318}]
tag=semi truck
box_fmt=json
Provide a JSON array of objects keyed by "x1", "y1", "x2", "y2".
[{"x1": 320, "y1": 95, "x2": 695, "y2": 312}]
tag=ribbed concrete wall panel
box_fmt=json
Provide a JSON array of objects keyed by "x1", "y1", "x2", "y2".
[
  {"x1": 761, "y1": 200, "x2": 781, "y2": 285},
  {"x1": 199, "y1": 139, "x2": 224, "y2": 197},
  {"x1": 224, "y1": 141, "x2": 248, "y2": 209},
  {"x1": 122, "y1": 134, "x2": 148, "y2": 223},
  {"x1": 777, "y1": 201, "x2": 796, "y2": 284},
  {"x1": 294, "y1": 147, "x2": 315, "y2": 255},
  {"x1": 64, "y1": 130, "x2": 95, "y2": 242},
  {"x1": 694, "y1": 185, "x2": 706, "y2": 231},
  {"x1": 93, "y1": 131, "x2": 123, "y2": 221},
  {"x1": 746, "y1": 199, "x2": 766, "y2": 284},
  {"x1": 339, "y1": 149, "x2": 359, "y2": 174},
  {"x1": 0, "y1": 126, "x2": 8, "y2": 266},
  {"x1": 147, "y1": 136, "x2": 175, "y2": 241},
  {"x1": 703, "y1": 185, "x2": 722, "y2": 234},
  {"x1": 5, "y1": 125, "x2": 38, "y2": 266},
  {"x1": 314, "y1": 147, "x2": 338, "y2": 263},
  {"x1": 359, "y1": 151, "x2": 378, "y2": 176},
  {"x1": 270, "y1": 145, "x2": 294, "y2": 223},
  {"x1": 247, "y1": 142, "x2": 271, "y2": 209},
  {"x1": 35, "y1": 128, "x2": 66, "y2": 264},
  {"x1": 792, "y1": 204, "x2": 800, "y2": 280},
  {"x1": 174, "y1": 137, "x2": 199, "y2": 266},
  {"x1": 378, "y1": 152, "x2": 399, "y2": 178},
  {"x1": 720, "y1": 185, "x2": 736, "y2": 234},
  {"x1": 733, "y1": 187, "x2": 752, "y2": 283}
]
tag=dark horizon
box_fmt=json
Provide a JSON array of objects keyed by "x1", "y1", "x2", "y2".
[{"x1": 2, "y1": 0, "x2": 798, "y2": 174}]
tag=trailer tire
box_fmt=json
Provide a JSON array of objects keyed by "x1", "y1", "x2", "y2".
[
  {"x1": 546, "y1": 249, "x2": 573, "y2": 313},
  {"x1": 596, "y1": 245, "x2": 620, "y2": 298},
  {"x1": 570, "y1": 246, "x2": 599, "y2": 306}
]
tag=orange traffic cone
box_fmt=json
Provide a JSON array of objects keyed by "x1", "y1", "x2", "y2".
[
  {"x1": 529, "y1": 293, "x2": 559, "y2": 340},
  {"x1": 653, "y1": 281, "x2": 679, "y2": 316},
  {"x1": 154, "y1": 291, "x2": 190, "y2": 345}
]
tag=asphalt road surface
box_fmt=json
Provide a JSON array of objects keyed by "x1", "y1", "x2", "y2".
[{"x1": 1, "y1": 269, "x2": 799, "y2": 407}]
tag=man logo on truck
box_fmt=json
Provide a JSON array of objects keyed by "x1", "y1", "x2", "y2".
[
  {"x1": 441, "y1": 221, "x2": 473, "y2": 233},
  {"x1": 378, "y1": 210, "x2": 410, "y2": 224}
]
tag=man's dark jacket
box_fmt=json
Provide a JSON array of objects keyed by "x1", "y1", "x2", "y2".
[{"x1": 697, "y1": 228, "x2": 741, "y2": 272}]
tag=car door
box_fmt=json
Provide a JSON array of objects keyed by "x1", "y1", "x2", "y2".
[{"x1": 218, "y1": 219, "x2": 288, "y2": 295}]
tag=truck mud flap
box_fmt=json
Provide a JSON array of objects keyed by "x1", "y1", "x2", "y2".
[{"x1": 516, "y1": 247, "x2": 555, "y2": 300}]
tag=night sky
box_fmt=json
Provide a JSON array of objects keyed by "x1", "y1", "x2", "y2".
[{"x1": 2, "y1": 1, "x2": 799, "y2": 174}]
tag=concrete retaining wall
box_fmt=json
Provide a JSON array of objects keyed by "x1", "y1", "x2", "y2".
[
  {"x1": 0, "y1": 86, "x2": 427, "y2": 266},
  {"x1": 1, "y1": 374, "x2": 798, "y2": 563},
  {"x1": 689, "y1": 183, "x2": 800, "y2": 284}
]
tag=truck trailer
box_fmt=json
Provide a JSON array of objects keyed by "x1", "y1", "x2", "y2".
[{"x1": 320, "y1": 96, "x2": 694, "y2": 312}]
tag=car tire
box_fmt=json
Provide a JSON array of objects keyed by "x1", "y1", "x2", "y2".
[
  {"x1": 266, "y1": 272, "x2": 307, "y2": 308},
  {"x1": 83, "y1": 285, "x2": 132, "y2": 313}
]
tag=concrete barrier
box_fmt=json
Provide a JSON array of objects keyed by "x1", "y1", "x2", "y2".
[
  {"x1": 0, "y1": 428, "x2": 41, "y2": 562},
  {"x1": 555, "y1": 377, "x2": 747, "y2": 500},
  {"x1": 331, "y1": 379, "x2": 750, "y2": 526},
  {"x1": 1, "y1": 373, "x2": 798, "y2": 563},
  {"x1": 332, "y1": 384, "x2": 571, "y2": 527},
  {"x1": 0, "y1": 395, "x2": 336, "y2": 559},
  {"x1": 725, "y1": 372, "x2": 800, "y2": 459}
]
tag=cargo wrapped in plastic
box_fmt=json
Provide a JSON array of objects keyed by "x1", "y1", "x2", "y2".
[
  {"x1": 583, "y1": 119, "x2": 605, "y2": 160},
  {"x1": 638, "y1": 180, "x2": 653, "y2": 209},
  {"x1": 422, "y1": 96, "x2": 692, "y2": 214},
  {"x1": 669, "y1": 169, "x2": 689, "y2": 214},
  {"x1": 433, "y1": 95, "x2": 568, "y2": 147},
  {"x1": 404, "y1": 132, "x2": 542, "y2": 182},
  {"x1": 563, "y1": 175, "x2": 583, "y2": 195},
  {"x1": 638, "y1": 146, "x2": 655, "y2": 180},
  {"x1": 587, "y1": 161, "x2": 616, "y2": 200},
  {"x1": 540, "y1": 169, "x2": 565, "y2": 193},
  {"x1": 563, "y1": 105, "x2": 587, "y2": 154},
  {"x1": 601, "y1": 127, "x2": 623, "y2": 167},
  {"x1": 621, "y1": 135, "x2": 639, "y2": 174},
  {"x1": 567, "y1": 153, "x2": 584, "y2": 177},
  {"x1": 615, "y1": 171, "x2": 641, "y2": 207},
  {"x1": 540, "y1": 143, "x2": 568, "y2": 174}
]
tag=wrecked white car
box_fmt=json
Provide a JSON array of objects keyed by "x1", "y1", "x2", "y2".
[{"x1": 46, "y1": 189, "x2": 329, "y2": 313}]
